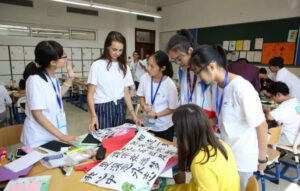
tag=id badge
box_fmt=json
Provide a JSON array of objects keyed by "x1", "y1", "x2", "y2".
[{"x1": 56, "y1": 111, "x2": 67, "y2": 129}]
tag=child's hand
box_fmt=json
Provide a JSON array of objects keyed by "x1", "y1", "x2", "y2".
[{"x1": 66, "y1": 61, "x2": 75, "y2": 79}]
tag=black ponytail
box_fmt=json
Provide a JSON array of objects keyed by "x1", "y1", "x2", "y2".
[
  {"x1": 23, "y1": 40, "x2": 64, "y2": 82},
  {"x1": 189, "y1": 44, "x2": 228, "y2": 70},
  {"x1": 152, "y1": 50, "x2": 173, "y2": 78},
  {"x1": 167, "y1": 29, "x2": 197, "y2": 53}
]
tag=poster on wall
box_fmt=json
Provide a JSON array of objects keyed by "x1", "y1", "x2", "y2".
[
  {"x1": 243, "y1": 40, "x2": 251, "y2": 51},
  {"x1": 246, "y1": 51, "x2": 255, "y2": 62},
  {"x1": 262, "y1": 42, "x2": 296, "y2": 65},
  {"x1": 255, "y1": 38, "x2": 263, "y2": 50},
  {"x1": 229, "y1": 41, "x2": 236, "y2": 51},
  {"x1": 239, "y1": 51, "x2": 247, "y2": 59},
  {"x1": 287, "y1": 30, "x2": 298, "y2": 42},
  {"x1": 236, "y1": 40, "x2": 243, "y2": 51},
  {"x1": 223, "y1": 41, "x2": 229, "y2": 50},
  {"x1": 253, "y1": 51, "x2": 262, "y2": 62}
]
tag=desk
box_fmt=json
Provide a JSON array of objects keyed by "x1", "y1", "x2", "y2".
[{"x1": 2, "y1": 137, "x2": 174, "y2": 191}]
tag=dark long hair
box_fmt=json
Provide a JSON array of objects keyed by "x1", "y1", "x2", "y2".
[
  {"x1": 23, "y1": 40, "x2": 63, "y2": 82},
  {"x1": 189, "y1": 44, "x2": 228, "y2": 70},
  {"x1": 100, "y1": 31, "x2": 127, "y2": 77},
  {"x1": 166, "y1": 29, "x2": 197, "y2": 53},
  {"x1": 151, "y1": 50, "x2": 173, "y2": 78},
  {"x1": 172, "y1": 104, "x2": 228, "y2": 171}
]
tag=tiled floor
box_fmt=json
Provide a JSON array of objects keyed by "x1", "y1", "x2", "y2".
[{"x1": 65, "y1": 101, "x2": 300, "y2": 190}]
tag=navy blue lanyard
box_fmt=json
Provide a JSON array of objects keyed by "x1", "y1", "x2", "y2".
[
  {"x1": 215, "y1": 71, "x2": 229, "y2": 127},
  {"x1": 187, "y1": 68, "x2": 197, "y2": 103},
  {"x1": 151, "y1": 76, "x2": 163, "y2": 105},
  {"x1": 45, "y1": 72, "x2": 62, "y2": 110}
]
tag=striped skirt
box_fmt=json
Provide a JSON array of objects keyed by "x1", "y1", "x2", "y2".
[{"x1": 95, "y1": 98, "x2": 126, "y2": 129}]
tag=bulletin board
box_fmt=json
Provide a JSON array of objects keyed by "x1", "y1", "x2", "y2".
[
  {"x1": 261, "y1": 43, "x2": 296, "y2": 65},
  {"x1": 195, "y1": 17, "x2": 300, "y2": 66}
]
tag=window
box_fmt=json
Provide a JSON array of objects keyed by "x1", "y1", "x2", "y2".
[
  {"x1": 0, "y1": 24, "x2": 30, "y2": 37},
  {"x1": 71, "y1": 29, "x2": 96, "y2": 40},
  {"x1": 31, "y1": 26, "x2": 70, "y2": 39}
]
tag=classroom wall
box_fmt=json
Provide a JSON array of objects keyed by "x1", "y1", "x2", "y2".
[
  {"x1": 159, "y1": 0, "x2": 300, "y2": 76},
  {"x1": 0, "y1": 0, "x2": 160, "y2": 54}
]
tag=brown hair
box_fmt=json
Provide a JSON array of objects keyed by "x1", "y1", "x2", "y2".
[
  {"x1": 100, "y1": 31, "x2": 127, "y2": 77},
  {"x1": 172, "y1": 104, "x2": 228, "y2": 171}
]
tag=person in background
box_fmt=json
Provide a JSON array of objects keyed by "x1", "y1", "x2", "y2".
[
  {"x1": 137, "y1": 50, "x2": 178, "y2": 142},
  {"x1": 142, "y1": 53, "x2": 150, "y2": 66},
  {"x1": 165, "y1": 104, "x2": 240, "y2": 191},
  {"x1": 261, "y1": 57, "x2": 300, "y2": 101},
  {"x1": 265, "y1": 82, "x2": 300, "y2": 146},
  {"x1": 259, "y1": 68, "x2": 273, "y2": 92},
  {"x1": 12, "y1": 79, "x2": 26, "y2": 100},
  {"x1": 228, "y1": 58, "x2": 260, "y2": 92},
  {"x1": 189, "y1": 45, "x2": 268, "y2": 190},
  {"x1": 0, "y1": 84, "x2": 12, "y2": 125},
  {"x1": 20, "y1": 40, "x2": 78, "y2": 147},
  {"x1": 129, "y1": 51, "x2": 147, "y2": 90},
  {"x1": 87, "y1": 31, "x2": 141, "y2": 131}
]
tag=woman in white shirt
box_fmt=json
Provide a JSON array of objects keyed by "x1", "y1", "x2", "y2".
[
  {"x1": 137, "y1": 51, "x2": 178, "y2": 142},
  {"x1": 21, "y1": 40, "x2": 77, "y2": 147},
  {"x1": 0, "y1": 84, "x2": 12, "y2": 123},
  {"x1": 87, "y1": 31, "x2": 141, "y2": 131},
  {"x1": 266, "y1": 81, "x2": 300, "y2": 145},
  {"x1": 189, "y1": 45, "x2": 268, "y2": 191}
]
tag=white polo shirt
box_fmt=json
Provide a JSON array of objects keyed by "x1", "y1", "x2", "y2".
[
  {"x1": 275, "y1": 68, "x2": 300, "y2": 102},
  {"x1": 137, "y1": 73, "x2": 179, "y2": 132},
  {"x1": 129, "y1": 60, "x2": 147, "y2": 82},
  {"x1": 0, "y1": 85, "x2": 12, "y2": 113},
  {"x1": 21, "y1": 75, "x2": 67, "y2": 147},
  {"x1": 270, "y1": 98, "x2": 300, "y2": 145},
  {"x1": 87, "y1": 59, "x2": 134, "y2": 104},
  {"x1": 218, "y1": 76, "x2": 265, "y2": 172}
]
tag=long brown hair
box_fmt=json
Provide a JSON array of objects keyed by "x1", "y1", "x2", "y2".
[
  {"x1": 172, "y1": 104, "x2": 228, "y2": 171},
  {"x1": 100, "y1": 31, "x2": 127, "y2": 77}
]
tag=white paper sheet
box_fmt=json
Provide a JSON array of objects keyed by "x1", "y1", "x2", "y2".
[
  {"x1": 223, "y1": 41, "x2": 229, "y2": 50},
  {"x1": 82, "y1": 130, "x2": 177, "y2": 191},
  {"x1": 5, "y1": 151, "x2": 45, "y2": 172},
  {"x1": 229, "y1": 41, "x2": 236, "y2": 51},
  {"x1": 246, "y1": 51, "x2": 255, "y2": 62},
  {"x1": 255, "y1": 38, "x2": 263, "y2": 50},
  {"x1": 239, "y1": 51, "x2": 247, "y2": 58},
  {"x1": 243, "y1": 40, "x2": 251, "y2": 51},
  {"x1": 253, "y1": 51, "x2": 262, "y2": 62}
]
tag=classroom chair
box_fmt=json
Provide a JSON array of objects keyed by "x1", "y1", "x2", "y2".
[
  {"x1": 255, "y1": 126, "x2": 282, "y2": 191},
  {"x1": 0, "y1": 124, "x2": 23, "y2": 147},
  {"x1": 245, "y1": 176, "x2": 259, "y2": 191},
  {"x1": 275, "y1": 128, "x2": 300, "y2": 183}
]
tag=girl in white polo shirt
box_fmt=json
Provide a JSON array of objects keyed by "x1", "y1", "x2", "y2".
[
  {"x1": 137, "y1": 50, "x2": 178, "y2": 142},
  {"x1": 87, "y1": 31, "x2": 141, "y2": 131},
  {"x1": 189, "y1": 45, "x2": 268, "y2": 191},
  {"x1": 21, "y1": 40, "x2": 77, "y2": 147}
]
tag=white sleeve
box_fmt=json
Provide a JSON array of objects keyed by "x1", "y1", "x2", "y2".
[
  {"x1": 124, "y1": 65, "x2": 134, "y2": 87},
  {"x1": 239, "y1": 85, "x2": 265, "y2": 128},
  {"x1": 137, "y1": 74, "x2": 146, "y2": 97},
  {"x1": 167, "y1": 79, "x2": 179, "y2": 109},
  {"x1": 26, "y1": 76, "x2": 47, "y2": 110},
  {"x1": 270, "y1": 107, "x2": 283, "y2": 122},
  {"x1": 0, "y1": 86, "x2": 12, "y2": 104},
  {"x1": 87, "y1": 62, "x2": 98, "y2": 85}
]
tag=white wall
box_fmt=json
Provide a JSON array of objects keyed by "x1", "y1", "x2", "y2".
[
  {"x1": 159, "y1": 0, "x2": 300, "y2": 76},
  {"x1": 0, "y1": 0, "x2": 160, "y2": 54},
  {"x1": 160, "y1": 0, "x2": 300, "y2": 32}
]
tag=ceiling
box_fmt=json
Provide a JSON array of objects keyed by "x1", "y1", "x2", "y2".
[{"x1": 89, "y1": 0, "x2": 190, "y2": 8}]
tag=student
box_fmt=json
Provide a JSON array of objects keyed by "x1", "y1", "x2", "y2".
[
  {"x1": 167, "y1": 29, "x2": 216, "y2": 114},
  {"x1": 259, "y1": 68, "x2": 273, "y2": 91},
  {"x1": 228, "y1": 58, "x2": 260, "y2": 92},
  {"x1": 20, "y1": 40, "x2": 77, "y2": 147},
  {"x1": 268, "y1": 57, "x2": 300, "y2": 101},
  {"x1": 0, "y1": 84, "x2": 12, "y2": 124},
  {"x1": 129, "y1": 51, "x2": 147, "y2": 90},
  {"x1": 137, "y1": 50, "x2": 178, "y2": 142},
  {"x1": 165, "y1": 104, "x2": 240, "y2": 191},
  {"x1": 189, "y1": 45, "x2": 268, "y2": 190},
  {"x1": 12, "y1": 79, "x2": 26, "y2": 101},
  {"x1": 266, "y1": 82, "x2": 300, "y2": 146},
  {"x1": 87, "y1": 31, "x2": 141, "y2": 131}
]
